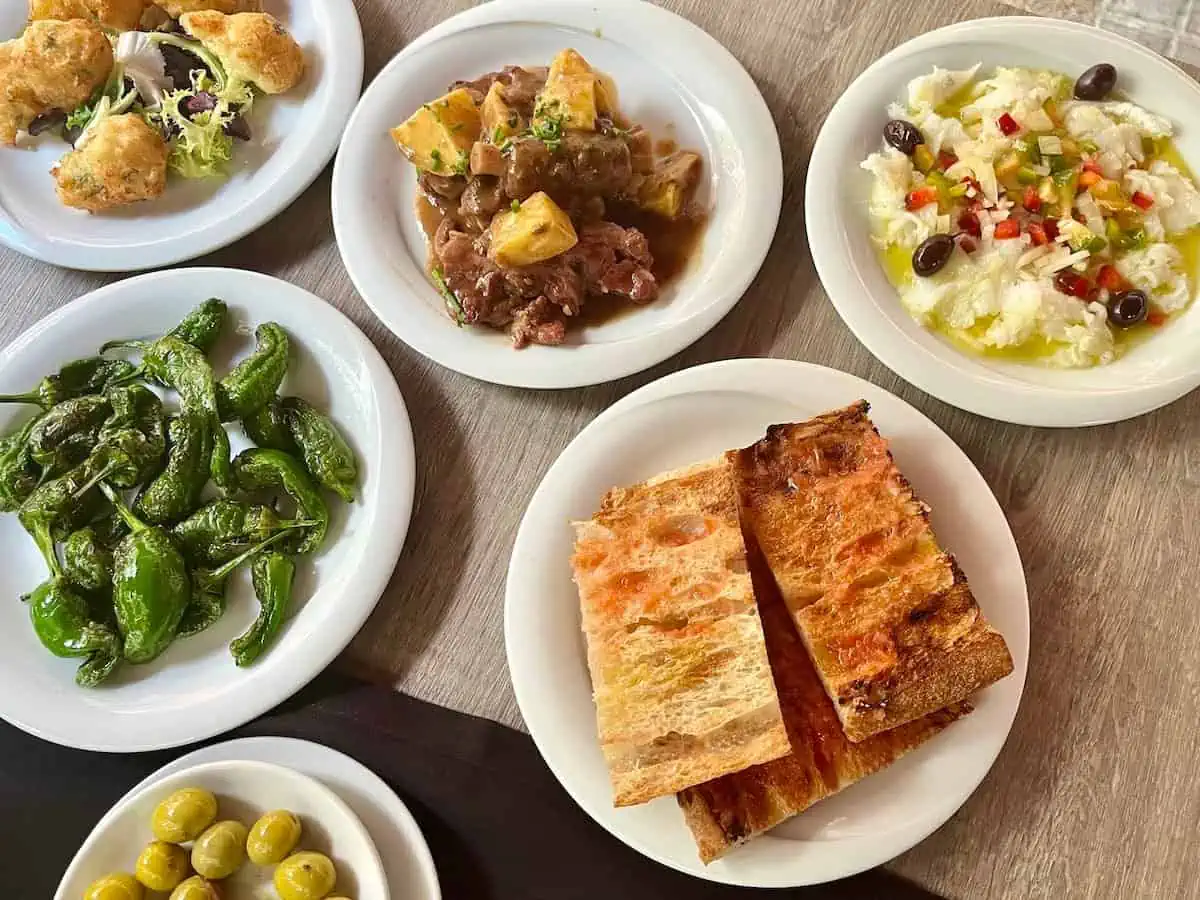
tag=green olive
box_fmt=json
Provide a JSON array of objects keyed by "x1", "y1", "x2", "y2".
[
  {"x1": 151, "y1": 787, "x2": 219, "y2": 843},
  {"x1": 273, "y1": 851, "x2": 337, "y2": 900},
  {"x1": 168, "y1": 875, "x2": 222, "y2": 900},
  {"x1": 191, "y1": 820, "x2": 248, "y2": 880},
  {"x1": 246, "y1": 809, "x2": 302, "y2": 865},
  {"x1": 83, "y1": 872, "x2": 143, "y2": 900},
  {"x1": 134, "y1": 841, "x2": 189, "y2": 892}
]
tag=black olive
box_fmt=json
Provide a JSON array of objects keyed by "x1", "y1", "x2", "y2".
[
  {"x1": 1107, "y1": 289, "x2": 1147, "y2": 327},
  {"x1": 26, "y1": 108, "x2": 65, "y2": 137},
  {"x1": 884, "y1": 119, "x2": 923, "y2": 156},
  {"x1": 224, "y1": 115, "x2": 251, "y2": 141},
  {"x1": 1074, "y1": 63, "x2": 1118, "y2": 101},
  {"x1": 912, "y1": 234, "x2": 956, "y2": 277}
]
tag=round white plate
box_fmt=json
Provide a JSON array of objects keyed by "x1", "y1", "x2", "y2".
[
  {"x1": 0, "y1": 1, "x2": 363, "y2": 272},
  {"x1": 58, "y1": 759, "x2": 390, "y2": 900},
  {"x1": 141, "y1": 738, "x2": 441, "y2": 900},
  {"x1": 332, "y1": 0, "x2": 781, "y2": 388},
  {"x1": 807, "y1": 17, "x2": 1200, "y2": 427},
  {"x1": 504, "y1": 359, "x2": 1029, "y2": 887},
  {"x1": 0, "y1": 268, "x2": 414, "y2": 751}
]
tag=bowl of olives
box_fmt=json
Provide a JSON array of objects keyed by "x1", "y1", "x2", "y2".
[{"x1": 56, "y1": 759, "x2": 389, "y2": 900}]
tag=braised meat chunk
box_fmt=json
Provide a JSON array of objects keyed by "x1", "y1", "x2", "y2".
[{"x1": 391, "y1": 48, "x2": 707, "y2": 347}]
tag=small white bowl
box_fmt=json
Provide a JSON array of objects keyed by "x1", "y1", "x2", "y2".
[
  {"x1": 807, "y1": 16, "x2": 1200, "y2": 427},
  {"x1": 56, "y1": 759, "x2": 390, "y2": 900}
]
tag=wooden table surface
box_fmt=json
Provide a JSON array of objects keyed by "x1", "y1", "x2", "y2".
[{"x1": 4, "y1": 1, "x2": 1198, "y2": 897}]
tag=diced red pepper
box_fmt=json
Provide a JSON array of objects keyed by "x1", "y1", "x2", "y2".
[
  {"x1": 1096, "y1": 264, "x2": 1127, "y2": 293},
  {"x1": 963, "y1": 176, "x2": 982, "y2": 194},
  {"x1": 957, "y1": 211, "x2": 982, "y2": 237},
  {"x1": 1079, "y1": 170, "x2": 1103, "y2": 189},
  {"x1": 1074, "y1": 277, "x2": 1095, "y2": 300},
  {"x1": 1131, "y1": 191, "x2": 1155, "y2": 210},
  {"x1": 1028, "y1": 223, "x2": 1049, "y2": 246},
  {"x1": 1054, "y1": 270, "x2": 1094, "y2": 299},
  {"x1": 937, "y1": 150, "x2": 958, "y2": 170},
  {"x1": 1043, "y1": 218, "x2": 1060, "y2": 241},
  {"x1": 997, "y1": 113, "x2": 1021, "y2": 136},
  {"x1": 1023, "y1": 185, "x2": 1042, "y2": 213},
  {"x1": 956, "y1": 235, "x2": 979, "y2": 254},
  {"x1": 905, "y1": 186, "x2": 939, "y2": 211},
  {"x1": 994, "y1": 219, "x2": 1021, "y2": 240},
  {"x1": 1147, "y1": 310, "x2": 1167, "y2": 327},
  {"x1": 1082, "y1": 158, "x2": 1104, "y2": 175}
]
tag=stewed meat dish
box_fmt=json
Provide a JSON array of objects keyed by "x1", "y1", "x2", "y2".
[{"x1": 390, "y1": 49, "x2": 706, "y2": 347}]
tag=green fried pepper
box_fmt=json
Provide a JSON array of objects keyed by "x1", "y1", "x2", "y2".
[
  {"x1": 27, "y1": 395, "x2": 111, "y2": 473},
  {"x1": 216, "y1": 323, "x2": 290, "y2": 422},
  {"x1": 25, "y1": 576, "x2": 121, "y2": 687},
  {"x1": 18, "y1": 454, "x2": 114, "y2": 548},
  {"x1": 134, "y1": 414, "x2": 213, "y2": 525},
  {"x1": 0, "y1": 415, "x2": 43, "y2": 512},
  {"x1": 102, "y1": 483, "x2": 192, "y2": 664},
  {"x1": 130, "y1": 336, "x2": 231, "y2": 489},
  {"x1": 62, "y1": 526, "x2": 115, "y2": 593},
  {"x1": 172, "y1": 498, "x2": 296, "y2": 566},
  {"x1": 281, "y1": 397, "x2": 358, "y2": 503},
  {"x1": 232, "y1": 449, "x2": 328, "y2": 555},
  {"x1": 178, "y1": 530, "x2": 300, "y2": 640},
  {"x1": 102, "y1": 298, "x2": 229, "y2": 359},
  {"x1": 230, "y1": 550, "x2": 295, "y2": 667},
  {"x1": 242, "y1": 397, "x2": 297, "y2": 454},
  {"x1": 92, "y1": 385, "x2": 168, "y2": 488},
  {"x1": 0, "y1": 357, "x2": 136, "y2": 409}
]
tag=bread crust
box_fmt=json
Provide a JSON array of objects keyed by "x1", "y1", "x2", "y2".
[
  {"x1": 729, "y1": 402, "x2": 1013, "y2": 742},
  {"x1": 677, "y1": 542, "x2": 970, "y2": 862},
  {"x1": 573, "y1": 457, "x2": 790, "y2": 806}
]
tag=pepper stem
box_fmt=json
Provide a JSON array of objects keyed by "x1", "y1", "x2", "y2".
[
  {"x1": 74, "y1": 461, "x2": 119, "y2": 500},
  {"x1": 98, "y1": 482, "x2": 147, "y2": 534},
  {"x1": 0, "y1": 392, "x2": 39, "y2": 406},
  {"x1": 99, "y1": 338, "x2": 149, "y2": 354},
  {"x1": 29, "y1": 518, "x2": 61, "y2": 578},
  {"x1": 207, "y1": 527, "x2": 302, "y2": 583}
]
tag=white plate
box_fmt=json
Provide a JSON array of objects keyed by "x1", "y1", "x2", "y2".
[
  {"x1": 332, "y1": 0, "x2": 781, "y2": 388},
  {"x1": 0, "y1": 268, "x2": 414, "y2": 751},
  {"x1": 807, "y1": 17, "x2": 1200, "y2": 427},
  {"x1": 142, "y1": 738, "x2": 441, "y2": 900},
  {"x1": 57, "y1": 759, "x2": 390, "y2": 900},
  {"x1": 0, "y1": 1, "x2": 363, "y2": 272},
  {"x1": 504, "y1": 359, "x2": 1029, "y2": 887}
]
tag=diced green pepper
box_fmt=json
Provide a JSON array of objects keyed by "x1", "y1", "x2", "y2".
[
  {"x1": 1086, "y1": 236, "x2": 1107, "y2": 254},
  {"x1": 913, "y1": 144, "x2": 935, "y2": 174},
  {"x1": 1017, "y1": 166, "x2": 1040, "y2": 185}
]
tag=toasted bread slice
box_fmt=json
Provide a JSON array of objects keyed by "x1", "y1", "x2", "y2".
[
  {"x1": 729, "y1": 402, "x2": 1012, "y2": 742},
  {"x1": 572, "y1": 458, "x2": 790, "y2": 807},
  {"x1": 677, "y1": 543, "x2": 970, "y2": 862}
]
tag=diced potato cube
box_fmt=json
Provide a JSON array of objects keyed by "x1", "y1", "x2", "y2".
[
  {"x1": 596, "y1": 72, "x2": 620, "y2": 117},
  {"x1": 390, "y1": 88, "x2": 480, "y2": 173},
  {"x1": 537, "y1": 73, "x2": 598, "y2": 131},
  {"x1": 481, "y1": 83, "x2": 519, "y2": 143},
  {"x1": 489, "y1": 191, "x2": 578, "y2": 267},
  {"x1": 639, "y1": 151, "x2": 702, "y2": 218},
  {"x1": 549, "y1": 48, "x2": 592, "y2": 79},
  {"x1": 470, "y1": 141, "x2": 504, "y2": 177}
]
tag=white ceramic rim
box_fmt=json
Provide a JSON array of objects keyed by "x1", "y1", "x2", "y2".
[
  {"x1": 331, "y1": 0, "x2": 782, "y2": 389},
  {"x1": 139, "y1": 737, "x2": 442, "y2": 900},
  {"x1": 0, "y1": 268, "x2": 415, "y2": 752},
  {"x1": 0, "y1": 1, "x2": 364, "y2": 272},
  {"x1": 504, "y1": 358, "x2": 1029, "y2": 886},
  {"x1": 807, "y1": 16, "x2": 1200, "y2": 427},
  {"x1": 56, "y1": 758, "x2": 388, "y2": 900}
]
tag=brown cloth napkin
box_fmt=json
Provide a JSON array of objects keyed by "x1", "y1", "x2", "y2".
[{"x1": 0, "y1": 675, "x2": 946, "y2": 900}]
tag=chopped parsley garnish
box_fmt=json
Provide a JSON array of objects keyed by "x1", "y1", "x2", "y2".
[
  {"x1": 453, "y1": 151, "x2": 469, "y2": 176},
  {"x1": 432, "y1": 267, "x2": 466, "y2": 326},
  {"x1": 510, "y1": 199, "x2": 521, "y2": 213},
  {"x1": 530, "y1": 113, "x2": 564, "y2": 153},
  {"x1": 429, "y1": 148, "x2": 443, "y2": 171},
  {"x1": 492, "y1": 125, "x2": 505, "y2": 144}
]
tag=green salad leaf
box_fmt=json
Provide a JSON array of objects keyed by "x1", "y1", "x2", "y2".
[{"x1": 147, "y1": 70, "x2": 255, "y2": 179}]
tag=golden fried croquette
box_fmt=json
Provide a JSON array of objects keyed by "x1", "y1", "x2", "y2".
[
  {"x1": 179, "y1": 11, "x2": 304, "y2": 94},
  {"x1": 52, "y1": 113, "x2": 169, "y2": 212},
  {"x1": 28, "y1": 0, "x2": 147, "y2": 31},
  {"x1": 0, "y1": 19, "x2": 113, "y2": 145},
  {"x1": 156, "y1": 0, "x2": 260, "y2": 16}
]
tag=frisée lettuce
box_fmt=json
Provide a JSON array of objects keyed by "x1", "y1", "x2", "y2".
[{"x1": 150, "y1": 70, "x2": 255, "y2": 179}]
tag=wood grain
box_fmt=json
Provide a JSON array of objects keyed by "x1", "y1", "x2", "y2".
[{"x1": 5, "y1": 0, "x2": 1200, "y2": 897}]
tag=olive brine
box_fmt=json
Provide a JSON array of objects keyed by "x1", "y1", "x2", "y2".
[{"x1": 0, "y1": 299, "x2": 359, "y2": 686}]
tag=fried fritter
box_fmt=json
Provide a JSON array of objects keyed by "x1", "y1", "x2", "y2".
[
  {"x1": 0, "y1": 20, "x2": 114, "y2": 145},
  {"x1": 52, "y1": 113, "x2": 169, "y2": 212},
  {"x1": 179, "y1": 11, "x2": 304, "y2": 94},
  {"x1": 28, "y1": 0, "x2": 148, "y2": 31},
  {"x1": 156, "y1": 0, "x2": 260, "y2": 16}
]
